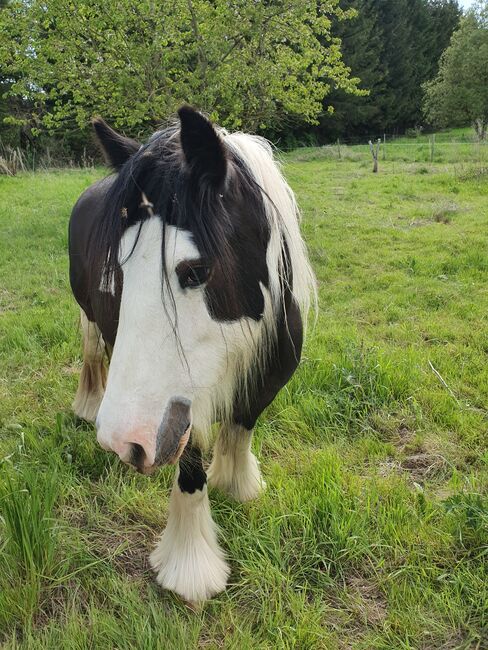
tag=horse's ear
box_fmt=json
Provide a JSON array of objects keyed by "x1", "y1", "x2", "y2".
[
  {"x1": 178, "y1": 106, "x2": 227, "y2": 188},
  {"x1": 92, "y1": 118, "x2": 141, "y2": 170}
]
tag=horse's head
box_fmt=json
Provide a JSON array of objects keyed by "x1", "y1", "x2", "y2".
[{"x1": 92, "y1": 107, "x2": 313, "y2": 473}]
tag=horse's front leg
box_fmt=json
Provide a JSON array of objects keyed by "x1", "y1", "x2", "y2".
[
  {"x1": 207, "y1": 423, "x2": 266, "y2": 502},
  {"x1": 150, "y1": 443, "x2": 230, "y2": 602},
  {"x1": 73, "y1": 309, "x2": 107, "y2": 422}
]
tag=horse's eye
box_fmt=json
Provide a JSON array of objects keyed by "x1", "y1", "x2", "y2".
[{"x1": 178, "y1": 263, "x2": 210, "y2": 289}]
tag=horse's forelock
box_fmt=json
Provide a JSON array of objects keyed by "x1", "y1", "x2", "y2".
[{"x1": 92, "y1": 123, "x2": 270, "y2": 297}]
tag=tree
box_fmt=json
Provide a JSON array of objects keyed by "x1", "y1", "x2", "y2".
[
  {"x1": 318, "y1": 0, "x2": 387, "y2": 139},
  {"x1": 425, "y1": 0, "x2": 463, "y2": 79},
  {"x1": 0, "y1": 0, "x2": 363, "y2": 144},
  {"x1": 316, "y1": 0, "x2": 461, "y2": 141},
  {"x1": 0, "y1": 0, "x2": 20, "y2": 147},
  {"x1": 423, "y1": 2, "x2": 488, "y2": 139}
]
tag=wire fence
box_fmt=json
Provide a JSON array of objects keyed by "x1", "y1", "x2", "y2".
[
  {"x1": 286, "y1": 133, "x2": 488, "y2": 169},
  {"x1": 1, "y1": 130, "x2": 487, "y2": 175}
]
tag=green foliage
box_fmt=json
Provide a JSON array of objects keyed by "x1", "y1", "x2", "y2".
[
  {"x1": 0, "y1": 0, "x2": 464, "y2": 152},
  {"x1": 318, "y1": 0, "x2": 387, "y2": 137},
  {"x1": 444, "y1": 493, "x2": 488, "y2": 558},
  {"x1": 0, "y1": 0, "x2": 362, "y2": 140},
  {"x1": 0, "y1": 0, "x2": 22, "y2": 147},
  {"x1": 426, "y1": 0, "x2": 464, "y2": 79},
  {"x1": 1, "y1": 467, "x2": 59, "y2": 581},
  {"x1": 423, "y1": 2, "x2": 488, "y2": 139},
  {"x1": 315, "y1": 0, "x2": 462, "y2": 139},
  {"x1": 0, "y1": 0, "x2": 466, "y2": 154}
]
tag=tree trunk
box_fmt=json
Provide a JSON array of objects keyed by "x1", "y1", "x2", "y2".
[{"x1": 474, "y1": 119, "x2": 487, "y2": 141}]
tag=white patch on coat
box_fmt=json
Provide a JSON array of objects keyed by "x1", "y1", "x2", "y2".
[
  {"x1": 95, "y1": 217, "x2": 268, "y2": 465},
  {"x1": 99, "y1": 255, "x2": 115, "y2": 296},
  {"x1": 150, "y1": 479, "x2": 229, "y2": 602},
  {"x1": 207, "y1": 424, "x2": 265, "y2": 502}
]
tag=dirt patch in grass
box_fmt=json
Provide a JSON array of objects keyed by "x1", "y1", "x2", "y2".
[
  {"x1": 62, "y1": 362, "x2": 82, "y2": 376},
  {"x1": 409, "y1": 218, "x2": 435, "y2": 228},
  {"x1": 458, "y1": 165, "x2": 488, "y2": 181},
  {"x1": 392, "y1": 201, "x2": 460, "y2": 229},
  {"x1": 0, "y1": 289, "x2": 19, "y2": 313},
  {"x1": 419, "y1": 630, "x2": 473, "y2": 650},
  {"x1": 346, "y1": 576, "x2": 388, "y2": 628},
  {"x1": 369, "y1": 411, "x2": 417, "y2": 447},
  {"x1": 400, "y1": 452, "x2": 448, "y2": 480},
  {"x1": 432, "y1": 201, "x2": 459, "y2": 224},
  {"x1": 90, "y1": 525, "x2": 155, "y2": 579},
  {"x1": 377, "y1": 459, "x2": 402, "y2": 477},
  {"x1": 65, "y1": 509, "x2": 156, "y2": 579},
  {"x1": 378, "y1": 449, "x2": 451, "y2": 484},
  {"x1": 378, "y1": 446, "x2": 451, "y2": 484},
  {"x1": 115, "y1": 530, "x2": 156, "y2": 579},
  {"x1": 398, "y1": 452, "x2": 448, "y2": 480},
  {"x1": 33, "y1": 581, "x2": 90, "y2": 632},
  {"x1": 391, "y1": 215, "x2": 431, "y2": 229},
  {"x1": 333, "y1": 576, "x2": 388, "y2": 649}
]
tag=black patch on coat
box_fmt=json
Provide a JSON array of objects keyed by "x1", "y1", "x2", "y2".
[
  {"x1": 202, "y1": 155, "x2": 269, "y2": 321},
  {"x1": 92, "y1": 118, "x2": 141, "y2": 170},
  {"x1": 178, "y1": 445, "x2": 207, "y2": 494},
  {"x1": 68, "y1": 175, "x2": 121, "y2": 346},
  {"x1": 233, "y1": 244, "x2": 303, "y2": 430},
  {"x1": 178, "y1": 105, "x2": 227, "y2": 189}
]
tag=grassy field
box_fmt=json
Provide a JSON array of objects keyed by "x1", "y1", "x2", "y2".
[{"x1": 0, "y1": 134, "x2": 487, "y2": 649}]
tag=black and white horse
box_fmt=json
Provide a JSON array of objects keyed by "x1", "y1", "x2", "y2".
[{"x1": 69, "y1": 106, "x2": 315, "y2": 602}]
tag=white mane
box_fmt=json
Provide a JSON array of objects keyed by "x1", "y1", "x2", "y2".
[{"x1": 223, "y1": 132, "x2": 317, "y2": 331}]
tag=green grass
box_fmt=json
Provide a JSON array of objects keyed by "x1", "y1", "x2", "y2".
[{"x1": 0, "y1": 135, "x2": 487, "y2": 648}]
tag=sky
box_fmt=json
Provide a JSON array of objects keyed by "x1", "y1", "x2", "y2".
[{"x1": 459, "y1": 0, "x2": 476, "y2": 9}]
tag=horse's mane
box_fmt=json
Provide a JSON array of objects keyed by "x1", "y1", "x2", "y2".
[{"x1": 223, "y1": 131, "x2": 317, "y2": 329}]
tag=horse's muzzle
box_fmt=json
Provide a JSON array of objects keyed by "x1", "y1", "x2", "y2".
[
  {"x1": 96, "y1": 397, "x2": 192, "y2": 474},
  {"x1": 129, "y1": 397, "x2": 192, "y2": 474}
]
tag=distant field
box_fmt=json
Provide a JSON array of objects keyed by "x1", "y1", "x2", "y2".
[
  {"x1": 288, "y1": 126, "x2": 488, "y2": 168},
  {"x1": 0, "y1": 135, "x2": 487, "y2": 648}
]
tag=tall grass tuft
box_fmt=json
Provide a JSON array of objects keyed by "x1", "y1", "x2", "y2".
[
  {"x1": 0, "y1": 144, "x2": 27, "y2": 175},
  {"x1": 0, "y1": 464, "x2": 61, "y2": 632},
  {"x1": 1, "y1": 465, "x2": 59, "y2": 579}
]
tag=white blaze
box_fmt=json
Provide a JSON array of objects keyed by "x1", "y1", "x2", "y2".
[{"x1": 96, "y1": 216, "x2": 265, "y2": 466}]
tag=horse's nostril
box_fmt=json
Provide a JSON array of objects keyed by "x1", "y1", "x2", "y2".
[{"x1": 130, "y1": 443, "x2": 146, "y2": 470}]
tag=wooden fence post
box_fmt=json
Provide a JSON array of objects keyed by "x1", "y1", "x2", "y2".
[{"x1": 369, "y1": 138, "x2": 381, "y2": 173}]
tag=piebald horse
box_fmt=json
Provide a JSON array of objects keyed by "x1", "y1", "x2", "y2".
[{"x1": 69, "y1": 106, "x2": 315, "y2": 602}]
